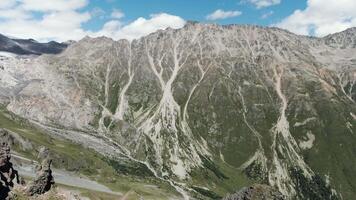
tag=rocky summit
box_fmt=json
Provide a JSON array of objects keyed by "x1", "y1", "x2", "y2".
[{"x1": 0, "y1": 23, "x2": 355, "y2": 199}]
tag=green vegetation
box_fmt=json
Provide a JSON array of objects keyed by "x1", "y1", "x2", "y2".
[
  {"x1": 191, "y1": 186, "x2": 222, "y2": 200},
  {"x1": 200, "y1": 155, "x2": 228, "y2": 180},
  {"x1": 106, "y1": 158, "x2": 155, "y2": 177},
  {"x1": 291, "y1": 168, "x2": 339, "y2": 200},
  {"x1": 187, "y1": 156, "x2": 254, "y2": 199},
  {"x1": 0, "y1": 106, "x2": 179, "y2": 199}
]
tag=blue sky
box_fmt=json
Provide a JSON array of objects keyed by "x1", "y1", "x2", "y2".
[
  {"x1": 84, "y1": 0, "x2": 306, "y2": 31},
  {"x1": 0, "y1": 0, "x2": 355, "y2": 42}
]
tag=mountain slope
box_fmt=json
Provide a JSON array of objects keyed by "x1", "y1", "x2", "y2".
[
  {"x1": 0, "y1": 24, "x2": 355, "y2": 199},
  {"x1": 0, "y1": 33, "x2": 68, "y2": 55}
]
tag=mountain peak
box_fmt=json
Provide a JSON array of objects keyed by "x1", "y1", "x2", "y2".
[
  {"x1": 0, "y1": 33, "x2": 68, "y2": 55},
  {"x1": 323, "y1": 27, "x2": 356, "y2": 48}
]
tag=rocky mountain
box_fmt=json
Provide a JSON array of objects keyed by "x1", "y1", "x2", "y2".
[
  {"x1": 0, "y1": 23, "x2": 355, "y2": 200},
  {"x1": 0, "y1": 34, "x2": 68, "y2": 55}
]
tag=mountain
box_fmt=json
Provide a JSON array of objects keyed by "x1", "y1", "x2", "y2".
[
  {"x1": 0, "y1": 33, "x2": 68, "y2": 55},
  {"x1": 0, "y1": 23, "x2": 355, "y2": 199}
]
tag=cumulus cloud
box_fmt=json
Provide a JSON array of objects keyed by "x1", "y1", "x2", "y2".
[
  {"x1": 0, "y1": 0, "x2": 90, "y2": 41},
  {"x1": 276, "y1": 0, "x2": 356, "y2": 36},
  {"x1": 0, "y1": 0, "x2": 185, "y2": 42},
  {"x1": 247, "y1": 0, "x2": 281, "y2": 9},
  {"x1": 93, "y1": 13, "x2": 186, "y2": 41},
  {"x1": 206, "y1": 9, "x2": 242, "y2": 20}
]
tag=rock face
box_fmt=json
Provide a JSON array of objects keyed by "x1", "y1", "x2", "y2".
[
  {"x1": 223, "y1": 184, "x2": 285, "y2": 200},
  {"x1": 26, "y1": 158, "x2": 55, "y2": 196},
  {"x1": 0, "y1": 23, "x2": 355, "y2": 199},
  {"x1": 0, "y1": 141, "x2": 19, "y2": 199}
]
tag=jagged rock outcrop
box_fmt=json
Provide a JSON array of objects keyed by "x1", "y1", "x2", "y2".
[
  {"x1": 26, "y1": 158, "x2": 55, "y2": 196},
  {"x1": 223, "y1": 184, "x2": 285, "y2": 200},
  {"x1": 0, "y1": 142, "x2": 19, "y2": 199}
]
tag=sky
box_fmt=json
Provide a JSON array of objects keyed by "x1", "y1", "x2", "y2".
[{"x1": 0, "y1": 0, "x2": 355, "y2": 42}]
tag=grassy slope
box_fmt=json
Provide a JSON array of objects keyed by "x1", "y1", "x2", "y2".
[{"x1": 0, "y1": 106, "x2": 179, "y2": 200}]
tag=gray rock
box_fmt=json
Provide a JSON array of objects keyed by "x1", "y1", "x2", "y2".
[
  {"x1": 26, "y1": 158, "x2": 55, "y2": 196},
  {"x1": 0, "y1": 142, "x2": 19, "y2": 199},
  {"x1": 223, "y1": 184, "x2": 285, "y2": 200}
]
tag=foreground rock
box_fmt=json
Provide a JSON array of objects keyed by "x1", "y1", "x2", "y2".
[
  {"x1": 223, "y1": 184, "x2": 285, "y2": 200},
  {"x1": 26, "y1": 158, "x2": 55, "y2": 196},
  {"x1": 0, "y1": 141, "x2": 19, "y2": 199}
]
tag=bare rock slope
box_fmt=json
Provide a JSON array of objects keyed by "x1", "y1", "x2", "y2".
[{"x1": 0, "y1": 23, "x2": 355, "y2": 199}]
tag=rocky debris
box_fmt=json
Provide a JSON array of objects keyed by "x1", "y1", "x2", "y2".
[
  {"x1": 0, "y1": 129, "x2": 32, "y2": 152},
  {"x1": 0, "y1": 142, "x2": 19, "y2": 199},
  {"x1": 223, "y1": 184, "x2": 285, "y2": 200},
  {"x1": 0, "y1": 129, "x2": 15, "y2": 147},
  {"x1": 37, "y1": 146, "x2": 50, "y2": 161},
  {"x1": 26, "y1": 158, "x2": 55, "y2": 196}
]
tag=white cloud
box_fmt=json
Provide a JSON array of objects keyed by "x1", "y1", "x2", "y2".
[
  {"x1": 93, "y1": 20, "x2": 122, "y2": 38},
  {"x1": 0, "y1": 8, "x2": 31, "y2": 19},
  {"x1": 111, "y1": 9, "x2": 124, "y2": 19},
  {"x1": 0, "y1": 13, "x2": 90, "y2": 42},
  {"x1": 93, "y1": 13, "x2": 186, "y2": 41},
  {"x1": 261, "y1": 11, "x2": 274, "y2": 19},
  {"x1": 0, "y1": 0, "x2": 185, "y2": 42},
  {"x1": 276, "y1": 0, "x2": 356, "y2": 36},
  {"x1": 247, "y1": 0, "x2": 281, "y2": 9},
  {"x1": 0, "y1": 0, "x2": 16, "y2": 9},
  {"x1": 20, "y1": 0, "x2": 88, "y2": 12},
  {"x1": 91, "y1": 7, "x2": 105, "y2": 18},
  {"x1": 0, "y1": 0, "x2": 90, "y2": 41},
  {"x1": 206, "y1": 9, "x2": 242, "y2": 20}
]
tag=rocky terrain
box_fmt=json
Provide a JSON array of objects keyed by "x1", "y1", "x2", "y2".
[
  {"x1": 0, "y1": 141, "x2": 19, "y2": 199},
  {"x1": 223, "y1": 184, "x2": 284, "y2": 200},
  {"x1": 0, "y1": 129, "x2": 55, "y2": 199},
  {"x1": 0, "y1": 23, "x2": 355, "y2": 199}
]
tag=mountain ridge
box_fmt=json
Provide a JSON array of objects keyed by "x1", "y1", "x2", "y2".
[
  {"x1": 0, "y1": 23, "x2": 355, "y2": 199},
  {"x1": 0, "y1": 33, "x2": 68, "y2": 55}
]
